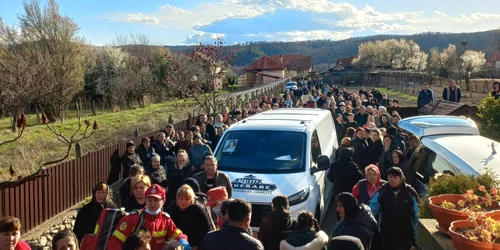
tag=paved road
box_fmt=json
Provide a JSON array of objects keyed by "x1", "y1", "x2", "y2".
[{"x1": 320, "y1": 197, "x2": 338, "y2": 237}]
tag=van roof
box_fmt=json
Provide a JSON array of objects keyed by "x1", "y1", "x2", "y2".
[
  {"x1": 228, "y1": 108, "x2": 331, "y2": 132},
  {"x1": 399, "y1": 115, "x2": 479, "y2": 137}
]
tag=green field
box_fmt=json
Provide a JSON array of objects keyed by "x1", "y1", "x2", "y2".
[{"x1": 0, "y1": 99, "x2": 196, "y2": 180}]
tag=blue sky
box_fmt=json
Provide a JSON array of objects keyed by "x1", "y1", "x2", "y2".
[{"x1": 1, "y1": 0, "x2": 500, "y2": 45}]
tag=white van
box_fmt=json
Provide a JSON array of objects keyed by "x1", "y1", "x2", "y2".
[{"x1": 213, "y1": 109, "x2": 337, "y2": 232}]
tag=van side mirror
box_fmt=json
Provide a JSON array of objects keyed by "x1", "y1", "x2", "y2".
[{"x1": 310, "y1": 155, "x2": 330, "y2": 175}]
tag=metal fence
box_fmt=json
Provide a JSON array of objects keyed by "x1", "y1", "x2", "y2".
[{"x1": 0, "y1": 78, "x2": 287, "y2": 233}]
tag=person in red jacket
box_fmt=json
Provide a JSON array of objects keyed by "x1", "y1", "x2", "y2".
[
  {"x1": 0, "y1": 217, "x2": 31, "y2": 250},
  {"x1": 351, "y1": 165, "x2": 386, "y2": 205},
  {"x1": 107, "y1": 184, "x2": 192, "y2": 250}
]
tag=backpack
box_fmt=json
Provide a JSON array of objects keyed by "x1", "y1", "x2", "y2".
[{"x1": 80, "y1": 208, "x2": 144, "y2": 250}]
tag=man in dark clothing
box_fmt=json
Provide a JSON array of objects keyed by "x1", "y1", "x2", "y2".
[
  {"x1": 492, "y1": 82, "x2": 500, "y2": 100},
  {"x1": 334, "y1": 114, "x2": 345, "y2": 146},
  {"x1": 370, "y1": 167, "x2": 419, "y2": 250},
  {"x1": 136, "y1": 137, "x2": 155, "y2": 168},
  {"x1": 327, "y1": 147, "x2": 364, "y2": 197},
  {"x1": 417, "y1": 83, "x2": 435, "y2": 108},
  {"x1": 329, "y1": 236, "x2": 365, "y2": 250},
  {"x1": 345, "y1": 113, "x2": 360, "y2": 129},
  {"x1": 197, "y1": 114, "x2": 216, "y2": 142},
  {"x1": 120, "y1": 165, "x2": 145, "y2": 206},
  {"x1": 193, "y1": 156, "x2": 232, "y2": 197},
  {"x1": 354, "y1": 106, "x2": 368, "y2": 127},
  {"x1": 317, "y1": 93, "x2": 327, "y2": 109},
  {"x1": 258, "y1": 196, "x2": 296, "y2": 250},
  {"x1": 442, "y1": 80, "x2": 462, "y2": 103},
  {"x1": 200, "y1": 199, "x2": 264, "y2": 250},
  {"x1": 73, "y1": 182, "x2": 116, "y2": 243},
  {"x1": 351, "y1": 128, "x2": 368, "y2": 169}
]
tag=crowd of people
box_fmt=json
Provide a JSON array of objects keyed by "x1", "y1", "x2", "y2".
[{"x1": 3, "y1": 76, "x2": 451, "y2": 250}]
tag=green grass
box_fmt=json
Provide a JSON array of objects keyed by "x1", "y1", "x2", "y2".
[
  {"x1": 377, "y1": 87, "x2": 418, "y2": 102},
  {"x1": 0, "y1": 99, "x2": 196, "y2": 180}
]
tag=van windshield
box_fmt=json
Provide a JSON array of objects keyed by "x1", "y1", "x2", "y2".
[{"x1": 215, "y1": 130, "x2": 306, "y2": 174}]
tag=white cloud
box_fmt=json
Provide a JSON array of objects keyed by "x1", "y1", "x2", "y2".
[
  {"x1": 245, "y1": 30, "x2": 354, "y2": 42},
  {"x1": 126, "y1": 13, "x2": 160, "y2": 24},
  {"x1": 183, "y1": 31, "x2": 226, "y2": 44},
  {"x1": 158, "y1": 4, "x2": 192, "y2": 14}
]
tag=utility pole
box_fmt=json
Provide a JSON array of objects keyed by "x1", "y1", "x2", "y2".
[{"x1": 328, "y1": 52, "x2": 331, "y2": 69}]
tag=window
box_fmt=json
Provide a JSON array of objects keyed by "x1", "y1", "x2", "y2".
[
  {"x1": 215, "y1": 130, "x2": 306, "y2": 174},
  {"x1": 410, "y1": 144, "x2": 459, "y2": 184},
  {"x1": 311, "y1": 130, "x2": 321, "y2": 165}
]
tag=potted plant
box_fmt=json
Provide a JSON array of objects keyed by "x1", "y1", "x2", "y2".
[
  {"x1": 429, "y1": 186, "x2": 500, "y2": 234},
  {"x1": 449, "y1": 209, "x2": 500, "y2": 250}
]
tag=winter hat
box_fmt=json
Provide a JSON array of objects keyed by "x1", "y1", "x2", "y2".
[
  {"x1": 207, "y1": 187, "x2": 228, "y2": 207},
  {"x1": 193, "y1": 133, "x2": 202, "y2": 141},
  {"x1": 329, "y1": 236, "x2": 365, "y2": 250},
  {"x1": 146, "y1": 184, "x2": 166, "y2": 200},
  {"x1": 126, "y1": 141, "x2": 135, "y2": 149},
  {"x1": 386, "y1": 125, "x2": 398, "y2": 136},
  {"x1": 183, "y1": 178, "x2": 201, "y2": 194}
]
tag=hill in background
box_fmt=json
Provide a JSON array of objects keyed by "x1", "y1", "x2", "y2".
[{"x1": 166, "y1": 29, "x2": 498, "y2": 73}]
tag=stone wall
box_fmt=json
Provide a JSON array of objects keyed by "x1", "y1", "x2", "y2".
[{"x1": 27, "y1": 215, "x2": 76, "y2": 250}]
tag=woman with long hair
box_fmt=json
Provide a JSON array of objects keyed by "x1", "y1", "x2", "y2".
[
  {"x1": 52, "y1": 229, "x2": 79, "y2": 250},
  {"x1": 279, "y1": 211, "x2": 328, "y2": 250},
  {"x1": 258, "y1": 196, "x2": 296, "y2": 250}
]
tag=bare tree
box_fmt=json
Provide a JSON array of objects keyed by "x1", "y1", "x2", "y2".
[
  {"x1": 165, "y1": 38, "x2": 237, "y2": 114},
  {"x1": 0, "y1": 112, "x2": 98, "y2": 189}
]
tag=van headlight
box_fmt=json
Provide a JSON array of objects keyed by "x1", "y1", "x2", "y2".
[{"x1": 288, "y1": 187, "x2": 310, "y2": 206}]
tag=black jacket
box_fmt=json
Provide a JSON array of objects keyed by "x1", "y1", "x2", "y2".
[
  {"x1": 73, "y1": 182, "x2": 116, "y2": 243},
  {"x1": 366, "y1": 139, "x2": 384, "y2": 166},
  {"x1": 135, "y1": 145, "x2": 155, "y2": 168},
  {"x1": 200, "y1": 225, "x2": 264, "y2": 250},
  {"x1": 258, "y1": 210, "x2": 296, "y2": 250},
  {"x1": 327, "y1": 148, "x2": 364, "y2": 196},
  {"x1": 119, "y1": 177, "x2": 132, "y2": 206},
  {"x1": 124, "y1": 197, "x2": 145, "y2": 212},
  {"x1": 334, "y1": 121, "x2": 345, "y2": 145},
  {"x1": 331, "y1": 205, "x2": 378, "y2": 250},
  {"x1": 351, "y1": 137, "x2": 368, "y2": 168},
  {"x1": 145, "y1": 165, "x2": 168, "y2": 188},
  {"x1": 167, "y1": 167, "x2": 190, "y2": 202},
  {"x1": 168, "y1": 204, "x2": 213, "y2": 247},
  {"x1": 121, "y1": 152, "x2": 142, "y2": 178}
]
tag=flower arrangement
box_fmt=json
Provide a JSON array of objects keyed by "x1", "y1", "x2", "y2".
[{"x1": 440, "y1": 186, "x2": 500, "y2": 212}]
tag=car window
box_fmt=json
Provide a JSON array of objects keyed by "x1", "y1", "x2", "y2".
[
  {"x1": 410, "y1": 144, "x2": 459, "y2": 183},
  {"x1": 215, "y1": 130, "x2": 306, "y2": 174},
  {"x1": 311, "y1": 130, "x2": 321, "y2": 165}
]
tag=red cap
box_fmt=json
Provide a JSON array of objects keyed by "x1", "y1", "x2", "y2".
[
  {"x1": 206, "y1": 187, "x2": 228, "y2": 207},
  {"x1": 145, "y1": 184, "x2": 166, "y2": 200}
]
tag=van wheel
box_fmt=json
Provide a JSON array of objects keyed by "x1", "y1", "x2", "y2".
[{"x1": 315, "y1": 204, "x2": 321, "y2": 222}]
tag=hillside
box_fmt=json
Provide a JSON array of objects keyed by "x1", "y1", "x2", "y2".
[{"x1": 166, "y1": 30, "x2": 498, "y2": 70}]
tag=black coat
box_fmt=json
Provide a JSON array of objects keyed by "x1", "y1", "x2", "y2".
[
  {"x1": 135, "y1": 145, "x2": 155, "y2": 168},
  {"x1": 167, "y1": 167, "x2": 190, "y2": 202},
  {"x1": 145, "y1": 165, "x2": 168, "y2": 188},
  {"x1": 200, "y1": 225, "x2": 264, "y2": 250},
  {"x1": 332, "y1": 205, "x2": 378, "y2": 250},
  {"x1": 366, "y1": 140, "x2": 384, "y2": 166},
  {"x1": 124, "y1": 197, "x2": 145, "y2": 212},
  {"x1": 119, "y1": 178, "x2": 132, "y2": 206},
  {"x1": 328, "y1": 148, "x2": 364, "y2": 196},
  {"x1": 335, "y1": 121, "x2": 345, "y2": 145},
  {"x1": 73, "y1": 183, "x2": 116, "y2": 243},
  {"x1": 351, "y1": 137, "x2": 368, "y2": 168},
  {"x1": 121, "y1": 152, "x2": 142, "y2": 179},
  {"x1": 167, "y1": 204, "x2": 213, "y2": 247},
  {"x1": 258, "y1": 210, "x2": 296, "y2": 250}
]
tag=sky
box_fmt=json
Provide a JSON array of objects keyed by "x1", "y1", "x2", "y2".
[{"x1": 1, "y1": 0, "x2": 500, "y2": 46}]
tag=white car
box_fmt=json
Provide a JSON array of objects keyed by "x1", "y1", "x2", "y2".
[
  {"x1": 285, "y1": 82, "x2": 297, "y2": 92},
  {"x1": 213, "y1": 109, "x2": 338, "y2": 232},
  {"x1": 398, "y1": 115, "x2": 500, "y2": 183}
]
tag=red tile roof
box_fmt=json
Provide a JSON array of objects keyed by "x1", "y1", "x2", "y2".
[
  {"x1": 271, "y1": 54, "x2": 313, "y2": 71},
  {"x1": 487, "y1": 52, "x2": 500, "y2": 63},
  {"x1": 244, "y1": 56, "x2": 286, "y2": 71}
]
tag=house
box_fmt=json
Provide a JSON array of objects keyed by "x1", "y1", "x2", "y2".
[
  {"x1": 244, "y1": 56, "x2": 286, "y2": 85},
  {"x1": 485, "y1": 52, "x2": 500, "y2": 70},
  {"x1": 270, "y1": 54, "x2": 314, "y2": 77},
  {"x1": 244, "y1": 54, "x2": 314, "y2": 84}
]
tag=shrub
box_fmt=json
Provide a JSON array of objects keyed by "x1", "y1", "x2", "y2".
[
  {"x1": 478, "y1": 96, "x2": 500, "y2": 141},
  {"x1": 419, "y1": 171, "x2": 500, "y2": 218}
]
